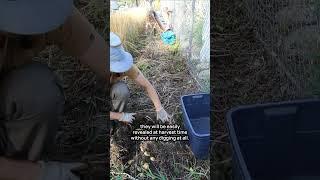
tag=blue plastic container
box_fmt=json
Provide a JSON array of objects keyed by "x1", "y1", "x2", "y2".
[
  {"x1": 227, "y1": 99, "x2": 320, "y2": 180},
  {"x1": 181, "y1": 93, "x2": 210, "y2": 159}
]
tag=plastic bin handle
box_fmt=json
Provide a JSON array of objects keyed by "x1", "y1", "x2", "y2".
[
  {"x1": 264, "y1": 106, "x2": 297, "y2": 117},
  {"x1": 192, "y1": 95, "x2": 203, "y2": 99}
]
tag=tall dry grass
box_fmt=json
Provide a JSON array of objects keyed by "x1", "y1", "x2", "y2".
[{"x1": 110, "y1": 8, "x2": 147, "y2": 55}]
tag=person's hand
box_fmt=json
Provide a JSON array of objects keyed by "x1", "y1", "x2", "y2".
[
  {"x1": 38, "y1": 161, "x2": 88, "y2": 180},
  {"x1": 119, "y1": 112, "x2": 136, "y2": 123},
  {"x1": 156, "y1": 107, "x2": 170, "y2": 123}
]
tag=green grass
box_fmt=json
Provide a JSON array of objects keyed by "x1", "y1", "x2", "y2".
[
  {"x1": 182, "y1": 166, "x2": 208, "y2": 179},
  {"x1": 144, "y1": 169, "x2": 167, "y2": 180},
  {"x1": 134, "y1": 162, "x2": 209, "y2": 180}
]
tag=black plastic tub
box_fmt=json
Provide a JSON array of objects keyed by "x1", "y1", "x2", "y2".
[{"x1": 227, "y1": 99, "x2": 320, "y2": 180}]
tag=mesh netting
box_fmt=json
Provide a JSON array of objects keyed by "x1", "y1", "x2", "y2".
[
  {"x1": 159, "y1": 0, "x2": 210, "y2": 92},
  {"x1": 244, "y1": 0, "x2": 320, "y2": 97}
]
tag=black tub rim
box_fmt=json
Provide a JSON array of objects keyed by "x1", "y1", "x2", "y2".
[{"x1": 226, "y1": 98, "x2": 320, "y2": 180}]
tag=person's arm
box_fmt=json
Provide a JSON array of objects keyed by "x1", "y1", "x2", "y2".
[
  {"x1": 76, "y1": 17, "x2": 108, "y2": 79},
  {"x1": 110, "y1": 111, "x2": 136, "y2": 123},
  {"x1": 131, "y1": 68, "x2": 170, "y2": 122},
  {"x1": 134, "y1": 73, "x2": 162, "y2": 111},
  {"x1": 47, "y1": 6, "x2": 108, "y2": 79},
  {"x1": 110, "y1": 111, "x2": 122, "y2": 120},
  {"x1": 0, "y1": 157, "x2": 41, "y2": 180}
]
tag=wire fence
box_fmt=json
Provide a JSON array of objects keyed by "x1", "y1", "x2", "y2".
[
  {"x1": 159, "y1": 0, "x2": 210, "y2": 92},
  {"x1": 244, "y1": 0, "x2": 320, "y2": 97}
]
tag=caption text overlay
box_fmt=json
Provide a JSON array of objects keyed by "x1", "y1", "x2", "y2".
[{"x1": 130, "y1": 124, "x2": 189, "y2": 142}]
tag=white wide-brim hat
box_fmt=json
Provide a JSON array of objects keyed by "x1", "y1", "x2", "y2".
[
  {"x1": 110, "y1": 32, "x2": 121, "y2": 47},
  {"x1": 110, "y1": 47, "x2": 133, "y2": 73},
  {"x1": 0, "y1": 0, "x2": 73, "y2": 35},
  {"x1": 110, "y1": 32, "x2": 133, "y2": 73}
]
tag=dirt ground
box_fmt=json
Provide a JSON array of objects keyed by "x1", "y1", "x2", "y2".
[{"x1": 212, "y1": 0, "x2": 303, "y2": 179}]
